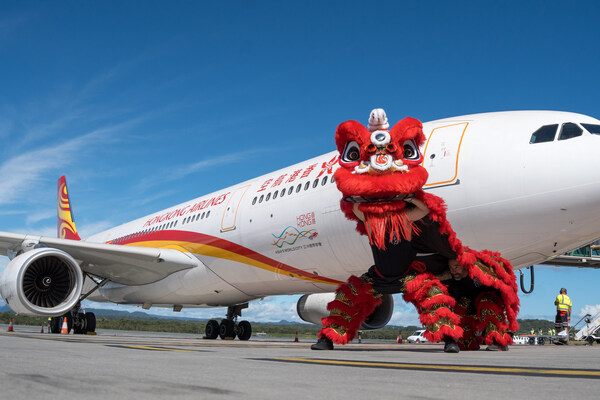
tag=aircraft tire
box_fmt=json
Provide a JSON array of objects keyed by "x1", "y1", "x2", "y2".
[
  {"x1": 219, "y1": 319, "x2": 235, "y2": 340},
  {"x1": 237, "y1": 320, "x2": 252, "y2": 341},
  {"x1": 205, "y1": 319, "x2": 219, "y2": 339},
  {"x1": 85, "y1": 312, "x2": 96, "y2": 333},
  {"x1": 73, "y1": 312, "x2": 85, "y2": 334}
]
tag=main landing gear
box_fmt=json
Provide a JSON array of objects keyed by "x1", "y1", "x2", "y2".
[
  {"x1": 205, "y1": 303, "x2": 252, "y2": 341},
  {"x1": 49, "y1": 303, "x2": 96, "y2": 335}
]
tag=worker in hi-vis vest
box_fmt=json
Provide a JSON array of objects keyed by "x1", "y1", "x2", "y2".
[{"x1": 554, "y1": 288, "x2": 572, "y2": 340}]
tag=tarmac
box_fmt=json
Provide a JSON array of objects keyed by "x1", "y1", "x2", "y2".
[{"x1": 1, "y1": 325, "x2": 600, "y2": 399}]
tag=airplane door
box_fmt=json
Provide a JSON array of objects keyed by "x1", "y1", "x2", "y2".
[
  {"x1": 422, "y1": 122, "x2": 468, "y2": 188},
  {"x1": 221, "y1": 184, "x2": 251, "y2": 232}
]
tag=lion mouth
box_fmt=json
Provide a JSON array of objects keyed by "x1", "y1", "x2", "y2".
[
  {"x1": 354, "y1": 156, "x2": 408, "y2": 175},
  {"x1": 342, "y1": 194, "x2": 408, "y2": 203}
]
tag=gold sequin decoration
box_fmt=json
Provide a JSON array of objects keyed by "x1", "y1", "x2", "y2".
[
  {"x1": 480, "y1": 308, "x2": 504, "y2": 322},
  {"x1": 474, "y1": 260, "x2": 499, "y2": 280},
  {"x1": 427, "y1": 317, "x2": 455, "y2": 333}
]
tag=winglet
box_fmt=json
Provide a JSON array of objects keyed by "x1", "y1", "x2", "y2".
[{"x1": 57, "y1": 176, "x2": 81, "y2": 240}]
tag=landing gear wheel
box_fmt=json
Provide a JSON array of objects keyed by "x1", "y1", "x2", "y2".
[
  {"x1": 587, "y1": 336, "x2": 594, "y2": 345},
  {"x1": 85, "y1": 312, "x2": 96, "y2": 333},
  {"x1": 50, "y1": 317, "x2": 61, "y2": 333},
  {"x1": 219, "y1": 319, "x2": 235, "y2": 339},
  {"x1": 73, "y1": 312, "x2": 85, "y2": 334},
  {"x1": 236, "y1": 320, "x2": 252, "y2": 341},
  {"x1": 205, "y1": 319, "x2": 219, "y2": 339}
]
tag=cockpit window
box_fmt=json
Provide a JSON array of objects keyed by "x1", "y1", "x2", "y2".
[
  {"x1": 582, "y1": 123, "x2": 600, "y2": 135},
  {"x1": 558, "y1": 123, "x2": 583, "y2": 141},
  {"x1": 529, "y1": 124, "x2": 558, "y2": 143}
]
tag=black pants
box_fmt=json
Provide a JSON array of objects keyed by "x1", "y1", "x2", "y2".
[{"x1": 366, "y1": 240, "x2": 416, "y2": 294}]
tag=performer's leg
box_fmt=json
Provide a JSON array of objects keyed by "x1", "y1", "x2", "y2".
[
  {"x1": 312, "y1": 275, "x2": 382, "y2": 350},
  {"x1": 454, "y1": 297, "x2": 481, "y2": 351},
  {"x1": 475, "y1": 291, "x2": 512, "y2": 351},
  {"x1": 402, "y1": 271, "x2": 464, "y2": 352}
]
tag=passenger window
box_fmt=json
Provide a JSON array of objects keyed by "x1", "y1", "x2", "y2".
[
  {"x1": 582, "y1": 123, "x2": 600, "y2": 135},
  {"x1": 266, "y1": 192, "x2": 271, "y2": 201},
  {"x1": 558, "y1": 123, "x2": 583, "y2": 141},
  {"x1": 206, "y1": 211, "x2": 210, "y2": 218},
  {"x1": 252, "y1": 197, "x2": 257, "y2": 205},
  {"x1": 322, "y1": 176, "x2": 328, "y2": 186},
  {"x1": 313, "y1": 179, "x2": 319, "y2": 188},
  {"x1": 259, "y1": 195, "x2": 264, "y2": 203},
  {"x1": 273, "y1": 190, "x2": 278, "y2": 199},
  {"x1": 202, "y1": 212, "x2": 206, "y2": 219},
  {"x1": 296, "y1": 184, "x2": 302, "y2": 193},
  {"x1": 304, "y1": 181, "x2": 310, "y2": 191},
  {"x1": 288, "y1": 186, "x2": 293, "y2": 195},
  {"x1": 280, "y1": 189, "x2": 285, "y2": 198},
  {"x1": 331, "y1": 176, "x2": 335, "y2": 183},
  {"x1": 529, "y1": 124, "x2": 558, "y2": 143}
]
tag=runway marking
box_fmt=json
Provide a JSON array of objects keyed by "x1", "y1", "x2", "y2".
[
  {"x1": 107, "y1": 345, "x2": 204, "y2": 352},
  {"x1": 269, "y1": 358, "x2": 600, "y2": 379}
]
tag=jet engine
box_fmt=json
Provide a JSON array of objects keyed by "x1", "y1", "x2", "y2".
[
  {"x1": 296, "y1": 292, "x2": 394, "y2": 330},
  {"x1": 0, "y1": 247, "x2": 84, "y2": 317}
]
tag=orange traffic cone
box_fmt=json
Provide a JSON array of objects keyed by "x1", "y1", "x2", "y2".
[
  {"x1": 7, "y1": 318, "x2": 14, "y2": 332},
  {"x1": 60, "y1": 317, "x2": 69, "y2": 334},
  {"x1": 294, "y1": 331, "x2": 299, "y2": 342}
]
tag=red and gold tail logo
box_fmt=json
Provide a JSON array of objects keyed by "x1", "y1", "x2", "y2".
[{"x1": 58, "y1": 176, "x2": 81, "y2": 240}]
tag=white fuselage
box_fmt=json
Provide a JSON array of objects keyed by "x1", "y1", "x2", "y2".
[{"x1": 85, "y1": 111, "x2": 600, "y2": 309}]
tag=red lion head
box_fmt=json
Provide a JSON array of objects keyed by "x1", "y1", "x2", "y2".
[
  {"x1": 333, "y1": 110, "x2": 429, "y2": 245},
  {"x1": 334, "y1": 112, "x2": 428, "y2": 201}
]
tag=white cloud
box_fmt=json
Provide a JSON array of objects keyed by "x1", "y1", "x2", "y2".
[
  {"x1": 579, "y1": 304, "x2": 600, "y2": 318},
  {"x1": 244, "y1": 298, "x2": 302, "y2": 323},
  {"x1": 134, "y1": 148, "x2": 269, "y2": 192},
  {"x1": 389, "y1": 294, "x2": 421, "y2": 326},
  {"x1": 0, "y1": 129, "x2": 107, "y2": 205},
  {"x1": 78, "y1": 221, "x2": 116, "y2": 238},
  {"x1": 25, "y1": 209, "x2": 55, "y2": 225}
]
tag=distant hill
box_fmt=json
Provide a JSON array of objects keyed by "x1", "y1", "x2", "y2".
[
  {"x1": 0, "y1": 304, "x2": 303, "y2": 325},
  {"x1": 1, "y1": 304, "x2": 558, "y2": 335}
]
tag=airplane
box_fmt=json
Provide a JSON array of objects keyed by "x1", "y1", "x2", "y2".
[{"x1": 1, "y1": 110, "x2": 600, "y2": 339}]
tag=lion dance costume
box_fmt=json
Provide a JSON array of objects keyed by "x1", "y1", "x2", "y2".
[{"x1": 314, "y1": 109, "x2": 519, "y2": 352}]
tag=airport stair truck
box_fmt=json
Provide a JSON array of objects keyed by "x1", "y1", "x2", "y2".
[{"x1": 574, "y1": 312, "x2": 600, "y2": 344}]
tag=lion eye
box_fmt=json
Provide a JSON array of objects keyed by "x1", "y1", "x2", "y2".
[
  {"x1": 402, "y1": 140, "x2": 420, "y2": 160},
  {"x1": 365, "y1": 143, "x2": 377, "y2": 154},
  {"x1": 342, "y1": 141, "x2": 361, "y2": 163}
]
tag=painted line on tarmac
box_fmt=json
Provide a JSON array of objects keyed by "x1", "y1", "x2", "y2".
[
  {"x1": 267, "y1": 358, "x2": 600, "y2": 379},
  {"x1": 106, "y1": 344, "x2": 206, "y2": 352}
]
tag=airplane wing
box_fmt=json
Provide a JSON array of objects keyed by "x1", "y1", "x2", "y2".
[
  {"x1": 0, "y1": 231, "x2": 197, "y2": 285},
  {"x1": 540, "y1": 244, "x2": 600, "y2": 268},
  {"x1": 541, "y1": 255, "x2": 600, "y2": 268}
]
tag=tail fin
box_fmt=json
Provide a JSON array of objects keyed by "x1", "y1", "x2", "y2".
[{"x1": 57, "y1": 176, "x2": 81, "y2": 240}]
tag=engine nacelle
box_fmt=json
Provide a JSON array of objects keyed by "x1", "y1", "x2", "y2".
[
  {"x1": 0, "y1": 247, "x2": 84, "y2": 316},
  {"x1": 296, "y1": 292, "x2": 394, "y2": 330}
]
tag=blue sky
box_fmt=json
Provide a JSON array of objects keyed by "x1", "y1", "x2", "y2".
[{"x1": 1, "y1": 1, "x2": 600, "y2": 326}]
